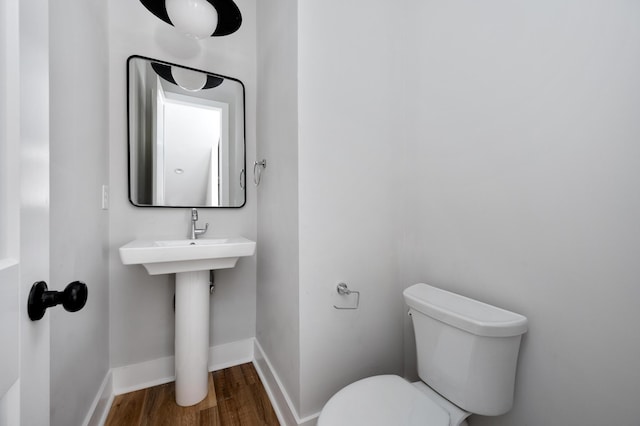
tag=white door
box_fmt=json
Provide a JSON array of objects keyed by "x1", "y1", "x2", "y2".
[{"x1": 0, "y1": 0, "x2": 51, "y2": 424}]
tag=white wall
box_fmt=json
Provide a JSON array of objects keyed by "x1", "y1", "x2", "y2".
[
  {"x1": 49, "y1": 0, "x2": 110, "y2": 425},
  {"x1": 257, "y1": 0, "x2": 410, "y2": 418},
  {"x1": 297, "y1": 0, "x2": 408, "y2": 417},
  {"x1": 107, "y1": 0, "x2": 257, "y2": 369},
  {"x1": 256, "y1": 1, "x2": 640, "y2": 424},
  {"x1": 398, "y1": 1, "x2": 640, "y2": 425},
  {"x1": 256, "y1": 0, "x2": 301, "y2": 415}
]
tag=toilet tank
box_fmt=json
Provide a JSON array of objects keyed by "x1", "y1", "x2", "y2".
[{"x1": 404, "y1": 283, "x2": 528, "y2": 416}]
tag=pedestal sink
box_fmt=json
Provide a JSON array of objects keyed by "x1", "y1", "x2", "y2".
[{"x1": 119, "y1": 237, "x2": 256, "y2": 406}]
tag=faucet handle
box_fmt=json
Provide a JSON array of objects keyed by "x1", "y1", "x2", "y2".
[{"x1": 194, "y1": 222, "x2": 209, "y2": 237}]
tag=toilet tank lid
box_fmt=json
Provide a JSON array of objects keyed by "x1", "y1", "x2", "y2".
[{"x1": 404, "y1": 283, "x2": 528, "y2": 337}]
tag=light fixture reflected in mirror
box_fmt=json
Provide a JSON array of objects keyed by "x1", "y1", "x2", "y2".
[
  {"x1": 150, "y1": 62, "x2": 223, "y2": 91},
  {"x1": 172, "y1": 67, "x2": 207, "y2": 91},
  {"x1": 139, "y1": 0, "x2": 242, "y2": 38}
]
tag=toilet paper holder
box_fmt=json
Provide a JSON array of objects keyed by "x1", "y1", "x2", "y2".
[{"x1": 333, "y1": 282, "x2": 360, "y2": 310}]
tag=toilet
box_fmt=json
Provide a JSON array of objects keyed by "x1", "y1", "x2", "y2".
[{"x1": 318, "y1": 283, "x2": 528, "y2": 426}]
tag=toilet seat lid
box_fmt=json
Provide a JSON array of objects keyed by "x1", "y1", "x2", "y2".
[{"x1": 318, "y1": 375, "x2": 450, "y2": 426}]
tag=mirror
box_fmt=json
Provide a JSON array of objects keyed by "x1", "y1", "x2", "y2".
[{"x1": 127, "y1": 56, "x2": 246, "y2": 207}]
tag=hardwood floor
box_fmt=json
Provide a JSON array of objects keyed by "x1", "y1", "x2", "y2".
[{"x1": 105, "y1": 363, "x2": 280, "y2": 426}]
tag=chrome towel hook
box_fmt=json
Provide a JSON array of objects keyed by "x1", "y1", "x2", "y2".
[
  {"x1": 239, "y1": 168, "x2": 246, "y2": 189},
  {"x1": 333, "y1": 282, "x2": 360, "y2": 310},
  {"x1": 253, "y1": 159, "x2": 267, "y2": 186}
]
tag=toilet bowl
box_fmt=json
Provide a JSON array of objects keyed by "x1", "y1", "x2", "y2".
[
  {"x1": 318, "y1": 283, "x2": 528, "y2": 426},
  {"x1": 318, "y1": 375, "x2": 469, "y2": 426}
]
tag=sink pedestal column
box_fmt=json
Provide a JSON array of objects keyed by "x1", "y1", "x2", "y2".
[{"x1": 174, "y1": 270, "x2": 210, "y2": 406}]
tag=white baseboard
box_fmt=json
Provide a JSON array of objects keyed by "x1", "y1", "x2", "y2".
[
  {"x1": 253, "y1": 340, "x2": 320, "y2": 426},
  {"x1": 82, "y1": 371, "x2": 114, "y2": 426},
  {"x1": 209, "y1": 338, "x2": 254, "y2": 372},
  {"x1": 112, "y1": 338, "x2": 255, "y2": 395},
  {"x1": 112, "y1": 355, "x2": 175, "y2": 395}
]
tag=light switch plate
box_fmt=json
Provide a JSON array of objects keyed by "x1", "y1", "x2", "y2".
[{"x1": 101, "y1": 185, "x2": 109, "y2": 210}]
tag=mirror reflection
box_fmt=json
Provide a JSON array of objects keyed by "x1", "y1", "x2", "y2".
[{"x1": 127, "y1": 56, "x2": 246, "y2": 208}]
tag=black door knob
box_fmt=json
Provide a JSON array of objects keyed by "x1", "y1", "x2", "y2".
[{"x1": 28, "y1": 281, "x2": 88, "y2": 321}]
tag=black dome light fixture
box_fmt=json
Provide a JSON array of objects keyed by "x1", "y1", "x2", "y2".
[{"x1": 139, "y1": 0, "x2": 242, "y2": 39}]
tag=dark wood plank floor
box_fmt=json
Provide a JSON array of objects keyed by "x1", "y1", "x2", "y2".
[{"x1": 105, "y1": 363, "x2": 279, "y2": 426}]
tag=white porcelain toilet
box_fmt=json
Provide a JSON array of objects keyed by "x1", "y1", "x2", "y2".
[{"x1": 318, "y1": 283, "x2": 528, "y2": 426}]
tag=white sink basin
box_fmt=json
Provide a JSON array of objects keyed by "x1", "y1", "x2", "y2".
[{"x1": 119, "y1": 237, "x2": 256, "y2": 275}]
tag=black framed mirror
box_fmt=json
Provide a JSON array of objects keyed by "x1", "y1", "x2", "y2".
[{"x1": 127, "y1": 55, "x2": 246, "y2": 208}]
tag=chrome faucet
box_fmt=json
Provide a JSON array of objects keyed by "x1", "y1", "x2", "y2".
[{"x1": 190, "y1": 208, "x2": 209, "y2": 239}]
